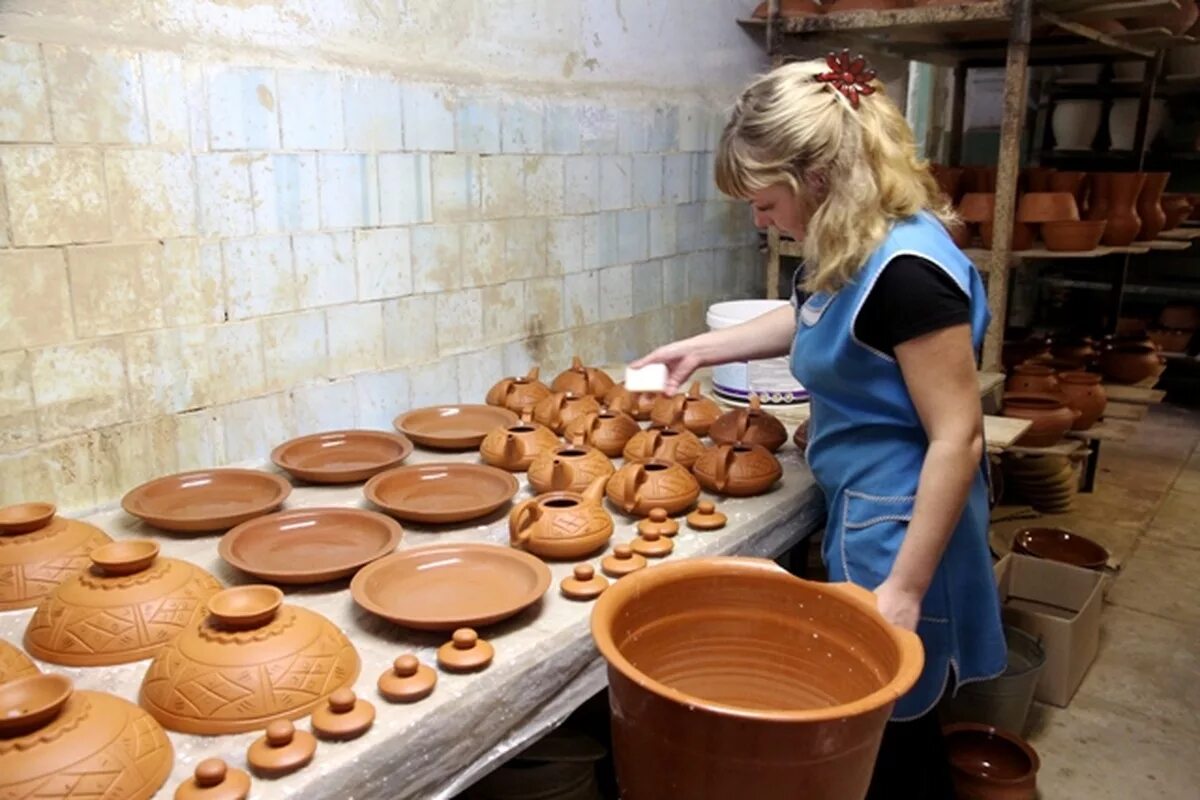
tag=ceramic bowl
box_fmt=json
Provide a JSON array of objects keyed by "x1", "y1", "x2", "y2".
[
  {"x1": 1041, "y1": 219, "x2": 1106, "y2": 252},
  {"x1": 121, "y1": 469, "x2": 292, "y2": 533},
  {"x1": 271, "y1": 430, "x2": 413, "y2": 484},
  {"x1": 1017, "y1": 192, "x2": 1080, "y2": 223},
  {"x1": 364, "y1": 463, "x2": 519, "y2": 524},
  {"x1": 0, "y1": 502, "x2": 56, "y2": 534},
  {"x1": 958, "y1": 192, "x2": 996, "y2": 223},
  {"x1": 1012, "y1": 527, "x2": 1109, "y2": 570},
  {"x1": 394, "y1": 405, "x2": 518, "y2": 450}
]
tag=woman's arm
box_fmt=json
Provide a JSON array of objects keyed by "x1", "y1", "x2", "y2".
[{"x1": 874, "y1": 322, "x2": 984, "y2": 631}]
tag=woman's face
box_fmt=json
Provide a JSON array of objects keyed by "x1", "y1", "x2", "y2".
[{"x1": 749, "y1": 182, "x2": 818, "y2": 240}]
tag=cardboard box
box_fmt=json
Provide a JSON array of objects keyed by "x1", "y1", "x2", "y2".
[{"x1": 994, "y1": 553, "x2": 1104, "y2": 707}]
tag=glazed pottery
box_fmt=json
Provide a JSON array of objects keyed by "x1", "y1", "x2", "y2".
[
  {"x1": 350, "y1": 543, "x2": 551, "y2": 630},
  {"x1": 1002, "y1": 393, "x2": 1078, "y2": 447},
  {"x1": 485, "y1": 366, "x2": 551, "y2": 414},
  {"x1": 1100, "y1": 343, "x2": 1166, "y2": 384},
  {"x1": 1048, "y1": 171, "x2": 1088, "y2": 206},
  {"x1": 0, "y1": 504, "x2": 112, "y2": 611},
  {"x1": 0, "y1": 674, "x2": 174, "y2": 800},
  {"x1": 601, "y1": 544, "x2": 646, "y2": 578},
  {"x1": 649, "y1": 382, "x2": 723, "y2": 437},
  {"x1": 437, "y1": 628, "x2": 494, "y2": 673},
  {"x1": 270, "y1": 429, "x2": 413, "y2": 484},
  {"x1": 551, "y1": 356, "x2": 615, "y2": 399},
  {"x1": 1135, "y1": 172, "x2": 1170, "y2": 241},
  {"x1": 365, "y1": 463, "x2": 519, "y2": 524},
  {"x1": 1016, "y1": 192, "x2": 1079, "y2": 223},
  {"x1": 606, "y1": 459, "x2": 700, "y2": 517},
  {"x1": 175, "y1": 759, "x2": 250, "y2": 800},
  {"x1": 1101, "y1": 172, "x2": 1146, "y2": 246},
  {"x1": 394, "y1": 404, "x2": 518, "y2": 450},
  {"x1": 603, "y1": 382, "x2": 659, "y2": 421},
  {"x1": 1131, "y1": 0, "x2": 1199, "y2": 34},
  {"x1": 1042, "y1": 219, "x2": 1106, "y2": 252},
  {"x1": 943, "y1": 723, "x2": 1040, "y2": 800},
  {"x1": 692, "y1": 443, "x2": 783, "y2": 497},
  {"x1": 139, "y1": 584, "x2": 360, "y2": 734},
  {"x1": 980, "y1": 220, "x2": 1035, "y2": 251},
  {"x1": 218, "y1": 507, "x2": 402, "y2": 584},
  {"x1": 622, "y1": 424, "x2": 706, "y2": 469},
  {"x1": 591, "y1": 557, "x2": 924, "y2": 800},
  {"x1": 311, "y1": 689, "x2": 375, "y2": 741},
  {"x1": 560, "y1": 563, "x2": 609, "y2": 600},
  {"x1": 1013, "y1": 527, "x2": 1109, "y2": 570},
  {"x1": 479, "y1": 411, "x2": 561, "y2": 472},
  {"x1": 527, "y1": 436, "x2": 615, "y2": 495},
  {"x1": 247, "y1": 720, "x2": 315, "y2": 778},
  {"x1": 930, "y1": 164, "x2": 965, "y2": 204},
  {"x1": 510, "y1": 477, "x2": 615, "y2": 560},
  {"x1": 1005, "y1": 364, "x2": 1058, "y2": 395},
  {"x1": 708, "y1": 394, "x2": 789, "y2": 452},
  {"x1": 562, "y1": 408, "x2": 641, "y2": 458},
  {"x1": 122, "y1": 469, "x2": 292, "y2": 533},
  {"x1": 1086, "y1": 172, "x2": 1111, "y2": 221},
  {"x1": 1021, "y1": 166, "x2": 1055, "y2": 194},
  {"x1": 1049, "y1": 336, "x2": 1097, "y2": 364},
  {"x1": 0, "y1": 638, "x2": 38, "y2": 682},
  {"x1": 1057, "y1": 372, "x2": 1107, "y2": 430},
  {"x1": 1147, "y1": 328, "x2": 1193, "y2": 353},
  {"x1": 751, "y1": 0, "x2": 824, "y2": 18},
  {"x1": 1109, "y1": 99, "x2": 1165, "y2": 150},
  {"x1": 688, "y1": 501, "x2": 728, "y2": 531},
  {"x1": 1001, "y1": 338, "x2": 1050, "y2": 371},
  {"x1": 533, "y1": 391, "x2": 602, "y2": 434},
  {"x1": 377, "y1": 654, "x2": 437, "y2": 703},
  {"x1": 25, "y1": 540, "x2": 222, "y2": 666},
  {"x1": 1159, "y1": 303, "x2": 1200, "y2": 331},
  {"x1": 958, "y1": 192, "x2": 996, "y2": 223}
]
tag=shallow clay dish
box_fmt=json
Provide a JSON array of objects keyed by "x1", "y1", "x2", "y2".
[
  {"x1": 271, "y1": 429, "x2": 413, "y2": 484},
  {"x1": 364, "y1": 463, "x2": 519, "y2": 524},
  {"x1": 122, "y1": 469, "x2": 292, "y2": 533},
  {"x1": 0, "y1": 501, "x2": 56, "y2": 534},
  {"x1": 1012, "y1": 527, "x2": 1109, "y2": 570},
  {"x1": 350, "y1": 542, "x2": 551, "y2": 630},
  {"x1": 219, "y1": 507, "x2": 403, "y2": 584},
  {"x1": 394, "y1": 405, "x2": 518, "y2": 450}
]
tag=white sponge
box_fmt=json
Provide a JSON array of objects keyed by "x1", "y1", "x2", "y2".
[{"x1": 624, "y1": 363, "x2": 668, "y2": 392}]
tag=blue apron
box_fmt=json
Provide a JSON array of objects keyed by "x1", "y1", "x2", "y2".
[{"x1": 790, "y1": 212, "x2": 1006, "y2": 720}]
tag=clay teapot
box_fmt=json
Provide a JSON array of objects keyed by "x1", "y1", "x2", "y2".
[
  {"x1": 1057, "y1": 372, "x2": 1107, "y2": 431},
  {"x1": 533, "y1": 391, "x2": 601, "y2": 434},
  {"x1": 24, "y1": 540, "x2": 223, "y2": 667},
  {"x1": 0, "y1": 503, "x2": 112, "y2": 611},
  {"x1": 622, "y1": 424, "x2": 706, "y2": 469},
  {"x1": 649, "y1": 382, "x2": 723, "y2": 437},
  {"x1": 692, "y1": 443, "x2": 783, "y2": 497},
  {"x1": 509, "y1": 477, "x2": 614, "y2": 560},
  {"x1": 603, "y1": 382, "x2": 659, "y2": 421},
  {"x1": 485, "y1": 366, "x2": 551, "y2": 414},
  {"x1": 527, "y1": 435, "x2": 616, "y2": 495},
  {"x1": 708, "y1": 395, "x2": 788, "y2": 452},
  {"x1": 479, "y1": 410, "x2": 560, "y2": 472},
  {"x1": 1003, "y1": 393, "x2": 1079, "y2": 447},
  {"x1": 1100, "y1": 343, "x2": 1166, "y2": 384},
  {"x1": 0, "y1": 673, "x2": 174, "y2": 800},
  {"x1": 606, "y1": 459, "x2": 700, "y2": 517},
  {"x1": 562, "y1": 407, "x2": 641, "y2": 458},
  {"x1": 139, "y1": 584, "x2": 360, "y2": 734},
  {"x1": 1005, "y1": 364, "x2": 1059, "y2": 395},
  {"x1": 551, "y1": 356, "x2": 616, "y2": 398}
]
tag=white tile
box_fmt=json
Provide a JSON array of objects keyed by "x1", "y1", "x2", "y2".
[
  {"x1": 0, "y1": 351, "x2": 36, "y2": 450},
  {"x1": 354, "y1": 369, "x2": 412, "y2": 428},
  {"x1": 222, "y1": 235, "x2": 297, "y2": 319},
  {"x1": 31, "y1": 339, "x2": 129, "y2": 439},
  {"x1": 403, "y1": 84, "x2": 455, "y2": 152},
  {"x1": 481, "y1": 282, "x2": 526, "y2": 342},
  {"x1": 456, "y1": 348, "x2": 507, "y2": 406},
  {"x1": 544, "y1": 103, "x2": 582, "y2": 154},
  {"x1": 547, "y1": 217, "x2": 584, "y2": 275},
  {"x1": 206, "y1": 66, "x2": 279, "y2": 150},
  {"x1": 526, "y1": 156, "x2": 564, "y2": 216},
  {"x1": 293, "y1": 232, "x2": 357, "y2": 307},
  {"x1": 183, "y1": 61, "x2": 208, "y2": 152},
  {"x1": 631, "y1": 154, "x2": 663, "y2": 208},
  {"x1": 501, "y1": 340, "x2": 538, "y2": 379},
  {"x1": 175, "y1": 410, "x2": 225, "y2": 471},
  {"x1": 456, "y1": 96, "x2": 502, "y2": 153},
  {"x1": 676, "y1": 202, "x2": 703, "y2": 252},
  {"x1": 480, "y1": 155, "x2": 526, "y2": 219},
  {"x1": 204, "y1": 320, "x2": 265, "y2": 404},
  {"x1": 436, "y1": 288, "x2": 483, "y2": 356},
  {"x1": 260, "y1": 310, "x2": 328, "y2": 391},
  {"x1": 411, "y1": 224, "x2": 462, "y2": 294},
  {"x1": 647, "y1": 104, "x2": 680, "y2": 152},
  {"x1": 141, "y1": 52, "x2": 188, "y2": 148},
  {"x1": 67, "y1": 243, "x2": 164, "y2": 337},
  {"x1": 431, "y1": 153, "x2": 481, "y2": 222},
  {"x1": 43, "y1": 44, "x2": 147, "y2": 144},
  {"x1": 221, "y1": 394, "x2": 295, "y2": 465},
  {"x1": 579, "y1": 104, "x2": 618, "y2": 154},
  {"x1": 355, "y1": 227, "x2": 412, "y2": 301},
  {"x1": 319, "y1": 153, "x2": 379, "y2": 229},
  {"x1": 379, "y1": 152, "x2": 433, "y2": 225},
  {"x1": 460, "y1": 220, "x2": 507, "y2": 287},
  {"x1": 563, "y1": 270, "x2": 600, "y2": 327},
  {"x1": 195, "y1": 152, "x2": 254, "y2": 237},
  {"x1": 632, "y1": 259, "x2": 665, "y2": 314},
  {"x1": 599, "y1": 155, "x2": 633, "y2": 211},
  {"x1": 692, "y1": 151, "x2": 715, "y2": 203},
  {"x1": 104, "y1": 150, "x2": 197, "y2": 238},
  {"x1": 600, "y1": 264, "x2": 634, "y2": 322},
  {"x1": 663, "y1": 254, "x2": 688, "y2": 304},
  {"x1": 505, "y1": 217, "x2": 548, "y2": 281},
  {"x1": 706, "y1": 108, "x2": 728, "y2": 151},
  {"x1": 291, "y1": 380, "x2": 357, "y2": 434},
  {"x1": 91, "y1": 418, "x2": 180, "y2": 504},
  {"x1": 162, "y1": 240, "x2": 224, "y2": 325},
  {"x1": 525, "y1": 276, "x2": 564, "y2": 334},
  {"x1": 408, "y1": 358, "x2": 458, "y2": 407},
  {"x1": 564, "y1": 156, "x2": 600, "y2": 215},
  {"x1": 686, "y1": 250, "x2": 716, "y2": 300},
  {"x1": 124, "y1": 327, "x2": 209, "y2": 419},
  {"x1": 678, "y1": 104, "x2": 707, "y2": 152},
  {"x1": 583, "y1": 211, "x2": 620, "y2": 271},
  {"x1": 343, "y1": 75, "x2": 404, "y2": 151},
  {"x1": 618, "y1": 108, "x2": 650, "y2": 153},
  {"x1": 501, "y1": 100, "x2": 544, "y2": 154},
  {"x1": 664, "y1": 153, "x2": 693, "y2": 204},
  {"x1": 382, "y1": 294, "x2": 437, "y2": 366},
  {"x1": 617, "y1": 209, "x2": 649, "y2": 265},
  {"x1": 0, "y1": 41, "x2": 51, "y2": 142},
  {"x1": 327, "y1": 302, "x2": 385, "y2": 373},
  {"x1": 250, "y1": 153, "x2": 320, "y2": 233},
  {"x1": 1, "y1": 146, "x2": 110, "y2": 246},
  {"x1": 649, "y1": 206, "x2": 678, "y2": 259}
]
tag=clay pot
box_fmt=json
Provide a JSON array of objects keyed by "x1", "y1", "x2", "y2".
[
  {"x1": 562, "y1": 408, "x2": 641, "y2": 458},
  {"x1": 1052, "y1": 100, "x2": 1102, "y2": 151},
  {"x1": 944, "y1": 723, "x2": 1040, "y2": 800},
  {"x1": 1003, "y1": 393, "x2": 1079, "y2": 447},
  {"x1": 962, "y1": 166, "x2": 997, "y2": 194},
  {"x1": 1048, "y1": 171, "x2": 1088, "y2": 207},
  {"x1": 1109, "y1": 99, "x2": 1165, "y2": 150},
  {"x1": 650, "y1": 382, "x2": 723, "y2": 437},
  {"x1": 1057, "y1": 372, "x2": 1107, "y2": 430},
  {"x1": 1135, "y1": 172, "x2": 1170, "y2": 241},
  {"x1": 1041, "y1": 220, "x2": 1106, "y2": 252},
  {"x1": 1147, "y1": 328, "x2": 1193, "y2": 353},
  {"x1": 485, "y1": 366, "x2": 551, "y2": 414},
  {"x1": 622, "y1": 425, "x2": 706, "y2": 469},
  {"x1": 603, "y1": 382, "x2": 659, "y2": 421},
  {"x1": 1086, "y1": 172, "x2": 1110, "y2": 221},
  {"x1": 479, "y1": 411, "x2": 561, "y2": 472},
  {"x1": 1101, "y1": 172, "x2": 1146, "y2": 246},
  {"x1": 0, "y1": 638, "x2": 38, "y2": 683},
  {"x1": 24, "y1": 540, "x2": 223, "y2": 666},
  {"x1": 550, "y1": 356, "x2": 615, "y2": 399},
  {"x1": 1016, "y1": 192, "x2": 1079, "y2": 223},
  {"x1": 980, "y1": 220, "x2": 1035, "y2": 251},
  {"x1": 527, "y1": 435, "x2": 615, "y2": 495},
  {"x1": 1021, "y1": 167, "x2": 1056, "y2": 194},
  {"x1": 958, "y1": 192, "x2": 996, "y2": 223},
  {"x1": 1130, "y1": 0, "x2": 1199, "y2": 34},
  {"x1": 692, "y1": 443, "x2": 783, "y2": 497},
  {"x1": 139, "y1": 585, "x2": 360, "y2": 734},
  {"x1": 605, "y1": 459, "x2": 700, "y2": 517},
  {"x1": 708, "y1": 395, "x2": 788, "y2": 452},
  {"x1": 509, "y1": 477, "x2": 614, "y2": 560},
  {"x1": 1162, "y1": 194, "x2": 1193, "y2": 231},
  {"x1": 1049, "y1": 336, "x2": 1097, "y2": 364},
  {"x1": 931, "y1": 164, "x2": 965, "y2": 204},
  {"x1": 1100, "y1": 343, "x2": 1166, "y2": 384},
  {"x1": 0, "y1": 504, "x2": 112, "y2": 611},
  {"x1": 793, "y1": 419, "x2": 809, "y2": 452},
  {"x1": 1001, "y1": 338, "x2": 1051, "y2": 371},
  {"x1": 751, "y1": 0, "x2": 823, "y2": 17},
  {"x1": 591, "y1": 557, "x2": 924, "y2": 800},
  {"x1": 533, "y1": 391, "x2": 601, "y2": 434},
  {"x1": 1005, "y1": 364, "x2": 1059, "y2": 395},
  {"x1": 1013, "y1": 527, "x2": 1109, "y2": 570},
  {"x1": 0, "y1": 674, "x2": 174, "y2": 800}
]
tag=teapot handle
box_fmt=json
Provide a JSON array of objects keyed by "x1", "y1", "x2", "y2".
[
  {"x1": 509, "y1": 499, "x2": 540, "y2": 545},
  {"x1": 715, "y1": 443, "x2": 736, "y2": 492},
  {"x1": 613, "y1": 463, "x2": 647, "y2": 514},
  {"x1": 488, "y1": 377, "x2": 515, "y2": 405},
  {"x1": 631, "y1": 428, "x2": 662, "y2": 460},
  {"x1": 668, "y1": 395, "x2": 687, "y2": 427}
]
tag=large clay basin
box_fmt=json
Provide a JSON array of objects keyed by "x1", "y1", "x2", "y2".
[{"x1": 591, "y1": 557, "x2": 924, "y2": 800}]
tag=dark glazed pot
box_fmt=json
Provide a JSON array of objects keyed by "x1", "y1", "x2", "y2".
[
  {"x1": 1002, "y1": 393, "x2": 1078, "y2": 447},
  {"x1": 944, "y1": 723, "x2": 1040, "y2": 800},
  {"x1": 1012, "y1": 527, "x2": 1109, "y2": 570},
  {"x1": 1057, "y1": 372, "x2": 1106, "y2": 430}
]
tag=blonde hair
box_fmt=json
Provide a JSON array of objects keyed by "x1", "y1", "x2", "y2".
[{"x1": 716, "y1": 59, "x2": 956, "y2": 294}]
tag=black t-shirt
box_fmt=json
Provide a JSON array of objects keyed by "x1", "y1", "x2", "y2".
[{"x1": 854, "y1": 256, "x2": 970, "y2": 357}]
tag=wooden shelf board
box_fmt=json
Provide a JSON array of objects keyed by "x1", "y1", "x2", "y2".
[
  {"x1": 1103, "y1": 401, "x2": 1149, "y2": 420},
  {"x1": 1103, "y1": 383, "x2": 1166, "y2": 404},
  {"x1": 1159, "y1": 228, "x2": 1200, "y2": 241},
  {"x1": 986, "y1": 415, "x2": 1034, "y2": 452},
  {"x1": 979, "y1": 371, "x2": 1007, "y2": 397},
  {"x1": 1066, "y1": 419, "x2": 1138, "y2": 442},
  {"x1": 1143, "y1": 238, "x2": 1194, "y2": 250}
]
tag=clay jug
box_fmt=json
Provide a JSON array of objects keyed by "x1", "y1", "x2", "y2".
[
  {"x1": 480, "y1": 411, "x2": 560, "y2": 472},
  {"x1": 0, "y1": 503, "x2": 112, "y2": 611},
  {"x1": 692, "y1": 443, "x2": 783, "y2": 497},
  {"x1": 1057, "y1": 372, "x2": 1107, "y2": 431},
  {"x1": 1086, "y1": 172, "x2": 1111, "y2": 221},
  {"x1": 1135, "y1": 172, "x2": 1170, "y2": 242},
  {"x1": 1003, "y1": 394, "x2": 1079, "y2": 447},
  {"x1": 1102, "y1": 173, "x2": 1146, "y2": 247},
  {"x1": 551, "y1": 356, "x2": 616, "y2": 398},
  {"x1": 485, "y1": 366, "x2": 551, "y2": 414},
  {"x1": 533, "y1": 391, "x2": 601, "y2": 434},
  {"x1": 562, "y1": 408, "x2": 641, "y2": 458},
  {"x1": 606, "y1": 459, "x2": 700, "y2": 517},
  {"x1": 509, "y1": 477, "x2": 614, "y2": 560},
  {"x1": 1049, "y1": 171, "x2": 1088, "y2": 207},
  {"x1": 1099, "y1": 344, "x2": 1165, "y2": 384},
  {"x1": 650, "y1": 382, "x2": 723, "y2": 437},
  {"x1": 622, "y1": 425, "x2": 706, "y2": 470},
  {"x1": 0, "y1": 638, "x2": 38, "y2": 683},
  {"x1": 527, "y1": 435, "x2": 615, "y2": 495},
  {"x1": 1005, "y1": 364, "x2": 1059, "y2": 395},
  {"x1": 24, "y1": 540, "x2": 223, "y2": 667},
  {"x1": 0, "y1": 674, "x2": 174, "y2": 800},
  {"x1": 708, "y1": 395, "x2": 789, "y2": 452},
  {"x1": 603, "y1": 383, "x2": 659, "y2": 421}
]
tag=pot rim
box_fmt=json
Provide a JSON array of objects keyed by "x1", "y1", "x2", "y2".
[{"x1": 943, "y1": 722, "x2": 1042, "y2": 782}]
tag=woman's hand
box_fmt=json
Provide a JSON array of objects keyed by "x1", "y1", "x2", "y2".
[
  {"x1": 630, "y1": 337, "x2": 708, "y2": 396},
  {"x1": 873, "y1": 577, "x2": 923, "y2": 632}
]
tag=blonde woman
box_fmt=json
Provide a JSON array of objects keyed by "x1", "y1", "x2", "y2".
[{"x1": 633, "y1": 53, "x2": 1005, "y2": 797}]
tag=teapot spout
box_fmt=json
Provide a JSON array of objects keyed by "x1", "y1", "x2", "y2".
[
  {"x1": 503, "y1": 433, "x2": 525, "y2": 468},
  {"x1": 582, "y1": 475, "x2": 608, "y2": 506},
  {"x1": 550, "y1": 458, "x2": 574, "y2": 491}
]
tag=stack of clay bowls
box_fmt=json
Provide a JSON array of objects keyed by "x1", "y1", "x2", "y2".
[
  {"x1": 1003, "y1": 453, "x2": 1080, "y2": 514},
  {"x1": 1018, "y1": 192, "x2": 1105, "y2": 253}
]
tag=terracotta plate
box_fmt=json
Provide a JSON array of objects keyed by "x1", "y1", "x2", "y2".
[
  {"x1": 219, "y1": 507, "x2": 404, "y2": 584},
  {"x1": 271, "y1": 429, "x2": 414, "y2": 484},
  {"x1": 394, "y1": 405, "x2": 518, "y2": 450},
  {"x1": 350, "y1": 543, "x2": 551, "y2": 630},
  {"x1": 122, "y1": 469, "x2": 292, "y2": 533},
  {"x1": 364, "y1": 463, "x2": 519, "y2": 524}
]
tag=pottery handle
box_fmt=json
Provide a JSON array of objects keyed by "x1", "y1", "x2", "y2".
[
  {"x1": 735, "y1": 406, "x2": 750, "y2": 440},
  {"x1": 509, "y1": 499, "x2": 540, "y2": 545},
  {"x1": 488, "y1": 377, "x2": 514, "y2": 405},
  {"x1": 615, "y1": 464, "x2": 647, "y2": 513},
  {"x1": 526, "y1": 365, "x2": 540, "y2": 381},
  {"x1": 668, "y1": 395, "x2": 687, "y2": 427},
  {"x1": 715, "y1": 444, "x2": 735, "y2": 491},
  {"x1": 631, "y1": 428, "x2": 660, "y2": 461}
]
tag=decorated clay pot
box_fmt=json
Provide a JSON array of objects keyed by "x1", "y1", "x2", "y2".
[
  {"x1": 650, "y1": 382, "x2": 723, "y2": 437},
  {"x1": 1049, "y1": 336, "x2": 1097, "y2": 364},
  {"x1": 1003, "y1": 393, "x2": 1079, "y2": 447},
  {"x1": 622, "y1": 425, "x2": 706, "y2": 470},
  {"x1": 1135, "y1": 172, "x2": 1170, "y2": 242},
  {"x1": 1041, "y1": 220, "x2": 1106, "y2": 252},
  {"x1": 509, "y1": 477, "x2": 614, "y2": 560},
  {"x1": 958, "y1": 192, "x2": 996, "y2": 223},
  {"x1": 603, "y1": 383, "x2": 659, "y2": 421},
  {"x1": 0, "y1": 638, "x2": 38, "y2": 683},
  {"x1": 944, "y1": 723, "x2": 1040, "y2": 800},
  {"x1": 24, "y1": 540, "x2": 223, "y2": 667},
  {"x1": 1057, "y1": 372, "x2": 1107, "y2": 431},
  {"x1": 1005, "y1": 364, "x2": 1059, "y2": 395},
  {"x1": 708, "y1": 395, "x2": 788, "y2": 452},
  {"x1": 1159, "y1": 303, "x2": 1200, "y2": 331},
  {"x1": 485, "y1": 366, "x2": 551, "y2": 414},
  {"x1": 551, "y1": 356, "x2": 615, "y2": 399},
  {"x1": 692, "y1": 443, "x2": 783, "y2": 497},
  {"x1": 1016, "y1": 193, "x2": 1079, "y2": 223},
  {"x1": 1100, "y1": 344, "x2": 1166, "y2": 384},
  {"x1": 533, "y1": 391, "x2": 601, "y2": 434},
  {"x1": 1101, "y1": 172, "x2": 1146, "y2": 247},
  {"x1": 562, "y1": 408, "x2": 642, "y2": 458},
  {"x1": 0, "y1": 504, "x2": 112, "y2": 611},
  {"x1": 1002, "y1": 338, "x2": 1050, "y2": 371},
  {"x1": 480, "y1": 411, "x2": 560, "y2": 472},
  {"x1": 528, "y1": 436, "x2": 615, "y2": 495},
  {"x1": 606, "y1": 459, "x2": 700, "y2": 517}
]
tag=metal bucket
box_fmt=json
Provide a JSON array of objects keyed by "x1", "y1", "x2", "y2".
[{"x1": 941, "y1": 625, "x2": 1046, "y2": 735}]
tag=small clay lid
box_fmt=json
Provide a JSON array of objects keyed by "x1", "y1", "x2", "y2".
[
  {"x1": 687, "y1": 501, "x2": 727, "y2": 531},
  {"x1": 377, "y1": 654, "x2": 437, "y2": 703},
  {"x1": 630, "y1": 531, "x2": 673, "y2": 559},
  {"x1": 174, "y1": 759, "x2": 251, "y2": 800},
  {"x1": 311, "y1": 688, "x2": 375, "y2": 741},
  {"x1": 0, "y1": 501, "x2": 56, "y2": 534},
  {"x1": 637, "y1": 508, "x2": 679, "y2": 538},
  {"x1": 600, "y1": 544, "x2": 646, "y2": 578},
  {"x1": 560, "y1": 563, "x2": 609, "y2": 601},
  {"x1": 248, "y1": 719, "x2": 316, "y2": 779},
  {"x1": 437, "y1": 628, "x2": 494, "y2": 673}
]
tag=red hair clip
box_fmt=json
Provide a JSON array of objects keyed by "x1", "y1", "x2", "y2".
[{"x1": 816, "y1": 49, "x2": 877, "y2": 109}]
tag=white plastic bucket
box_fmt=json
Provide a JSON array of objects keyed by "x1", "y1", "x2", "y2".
[{"x1": 707, "y1": 300, "x2": 807, "y2": 405}]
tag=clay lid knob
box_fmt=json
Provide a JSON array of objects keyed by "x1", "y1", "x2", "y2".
[
  {"x1": 394, "y1": 655, "x2": 419, "y2": 677},
  {"x1": 699, "y1": 501, "x2": 715, "y2": 514},
  {"x1": 328, "y1": 688, "x2": 357, "y2": 714},
  {"x1": 313, "y1": 688, "x2": 375, "y2": 741},
  {"x1": 637, "y1": 508, "x2": 679, "y2": 538},
  {"x1": 175, "y1": 758, "x2": 251, "y2": 800},
  {"x1": 631, "y1": 531, "x2": 674, "y2": 558},
  {"x1": 248, "y1": 719, "x2": 316, "y2": 779},
  {"x1": 601, "y1": 544, "x2": 647, "y2": 578},
  {"x1": 649, "y1": 508, "x2": 667, "y2": 522},
  {"x1": 266, "y1": 719, "x2": 295, "y2": 747},
  {"x1": 560, "y1": 562, "x2": 609, "y2": 601},
  {"x1": 195, "y1": 759, "x2": 227, "y2": 787},
  {"x1": 437, "y1": 628, "x2": 495, "y2": 673},
  {"x1": 687, "y1": 501, "x2": 727, "y2": 531},
  {"x1": 454, "y1": 628, "x2": 477, "y2": 649},
  {"x1": 378, "y1": 653, "x2": 437, "y2": 703},
  {"x1": 575, "y1": 564, "x2": 594, "y2": 580}
]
